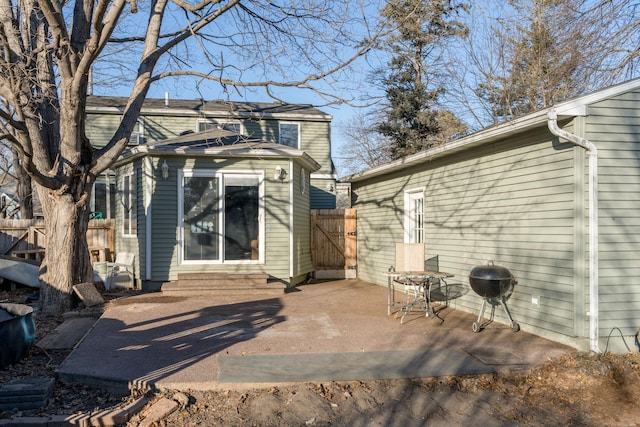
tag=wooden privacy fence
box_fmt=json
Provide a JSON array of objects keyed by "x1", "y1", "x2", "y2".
[
  {"x1": 311, "y1": 208, "x2": 357, "y2": 279},
  {"x1": 0, "y1": 219, "x2": 115, "y2": 263}
]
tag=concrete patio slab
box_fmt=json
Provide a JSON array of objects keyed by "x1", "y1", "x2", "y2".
[
  {"x1": 57, "y1": 279, "x2": 574, "y2": 394},
  {"x1": 217, "y1": 348, "x2": 493, "y2": 383}
]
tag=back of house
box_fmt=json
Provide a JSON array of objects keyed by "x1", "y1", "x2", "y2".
[{"x1": 85, "y1": 96, "x2": 337, "y2": 215}]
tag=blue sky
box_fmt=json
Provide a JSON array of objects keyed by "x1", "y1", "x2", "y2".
[
  {"x1": 94, "y1": 0, "x2": 388, "y2": 177},
  {"x1": 96, "y1": 0, "x2": 639, "y2": 177}
]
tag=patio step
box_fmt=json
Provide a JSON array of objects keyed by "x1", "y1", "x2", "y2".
[{"x1": 161, "y1": 273, "x2": 285, "y2": 296}]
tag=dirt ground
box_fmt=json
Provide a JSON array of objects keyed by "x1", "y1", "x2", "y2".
[
  {"x1": 2, "y1": 287, "x2": 640, "y2": 426},
  {"x1": 157, "y1": 351, "x2": 640, "y2": 427}
]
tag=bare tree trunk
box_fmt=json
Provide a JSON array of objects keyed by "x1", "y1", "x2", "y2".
[
  {"x1": 37, "y1": 185, "x2": 93, "y2": 315},
  {"x1": 13, "y1": 149, "x2": 33, "y2": 219}
]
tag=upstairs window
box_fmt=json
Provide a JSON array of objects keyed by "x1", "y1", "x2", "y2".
[
  {"x1": 197, "y1": 119, "x2": 242, "y2": 134},
  {"x1": 279, "y1": 123, "x2": 300, "y2": 148},
  {"x1": 129, "y1": 119, "x2": 144, "y2": 145}
]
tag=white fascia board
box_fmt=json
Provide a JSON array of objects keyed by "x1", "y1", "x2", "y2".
[
  {"x1": 86, "y1": 105, "x2": 332, "y2": 122},
  {"x1": 554, "y1": 104, "x2": 588, "y2": 117},
  {"x1": 343, "y1": 103, "x2": 590, "y2": 183},
  {"x1": 343, "y1": 109, "x2": 551, "y2": 183},
  {"x1": 343, "y1": 78, "x2": 640, "y2": 183},
  {"x1": 147, "y1": 108, "x2": 332, "y2": 122},
  {"x1": 310, "y1": 172, "x2": 338, "y2": 180},
  {"x1": 555, "y1": 78, "x2": 640, "y2": 111},
  {"x1": 85, "y1": 106, "x2": 124, "y2": 113},
  {"x1": 114, "y1": 146, "x2": 321, "y2": 172}
]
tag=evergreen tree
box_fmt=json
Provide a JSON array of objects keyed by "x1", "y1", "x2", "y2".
[{"x1": 376, "y1": 0, "x2": 469, "y2": 159}]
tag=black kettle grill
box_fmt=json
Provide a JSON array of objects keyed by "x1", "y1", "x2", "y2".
[{"x1": 468, "y1": 262, "x2": 520, "y2": 333}]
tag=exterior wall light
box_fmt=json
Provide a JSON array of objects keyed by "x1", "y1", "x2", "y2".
[
  {"x1": 161, "y1": 160, "x2": 169, "y2": 179},
  {"x1": 274, "y1": 166, "x2": 288, "y2": 182}
]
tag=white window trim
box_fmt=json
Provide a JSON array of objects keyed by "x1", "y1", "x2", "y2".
[
  {"x1": 90, "y1": 171, "x2": 113, "y2": 219},
  {"x1": 195, "y1": 118, "x2": 243, "y2": 134},
  {"x1": 178, "y1": 169, "x2": 265, "y2": 265},
  {"x1": 403, "y1": 187, "x2": 425, "y2": 244},
  {"x1": 121, "y1": 171, "x2": 136, "y2": 237},
  {"x1": 124, "y1": 118, "x2": 144, "y2": 145},
  {"x1": 279, "y1": 122, "x2": 300, "y2": 148}
]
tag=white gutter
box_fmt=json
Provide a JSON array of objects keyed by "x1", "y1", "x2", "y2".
[{"x1": 547, "y1": 109, "x2": 600, "y2": 354}]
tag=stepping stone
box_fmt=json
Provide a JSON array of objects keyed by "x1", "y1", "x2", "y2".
[
  {"x1": 90, "y1": 395, "x2": 151, "y2": 426},
  {"x1": 73, "y1": 282, "x2": 105, "y2": 307},
  {"x1": 137, "y1": 397, "x2": 179, "y2": 427},
  {"x1": 0, "y1": 378, "x2": 54, "y2": 410},
  {"x1": 36, "y1": 317, "x2": 96, "y2": 350}
]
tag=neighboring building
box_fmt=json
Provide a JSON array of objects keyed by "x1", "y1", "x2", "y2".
[
  {"x1": 0, "y1": 183, "x2": 43, "y2": 219},
  {"x1": 112, "y1": 128, "x2": 320, "y2": 290},
  {"x1": 343, "y1": 78, "x2": 640, "y2": 354},
  {"x1": 335, "y1": 183, "x2": 352, "y2": 209},
  {"x1": 0, "y1": 189, "x2": 19, "y2": 219},
  {"x1": 85, "y1": 96, "x2": 338, "y2": 218}
]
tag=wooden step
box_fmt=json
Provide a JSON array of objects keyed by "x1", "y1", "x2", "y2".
[
  {"x1": 177, "y1": 273, "x2": 269, "y2": 281},
  {"x1": 162, "y1": 273, "x2": 286, "y2": 296}
]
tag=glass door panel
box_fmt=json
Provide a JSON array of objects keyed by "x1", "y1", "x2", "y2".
[
  {"x1": 183, "y1": 176, "x2": 219, "y2": 261},
  {"x1": 224, "y1": 176, "x2": 260, "y2": 261}
]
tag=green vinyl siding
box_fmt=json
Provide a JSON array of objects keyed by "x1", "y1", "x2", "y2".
[
  {"x1": 585, "y1": 90, "x2": 640, "y2": 339},
  {"x1": 299, "y1": 121, "x2": 332, "y2": 174},
  {"x1": 310, "y1": 178, "x2": 337, "y2": 209},
  {"x1": 114, "y1": 161, "x2": 142, "y2": 282},
  {"x1": 144, "y1": 157, "x2": 176, "y2": 282},
  {"x1": 144, "y1": 157, "x2": 301, "y2": 284},
  {"x1": 243, "y1": 120, "x2": 272, "y2": 141},
  {"x1": 291, "y1": 162, "x2": 314, "y2": 282},
  {"x1": 142, "y1": 114, "x2": 193, "y2": 141},
  {"x1": 263, "y1": 160, "x2": 293, "y2": 282},
  {"x1": 86, "y1": 111, "x2": 332, "y2": 171},
  {"x1": 349, "y1": 82, "x2": 640, "y2": 351},
  {"x1": 86, "y1": 114, "x2": 121, "y2": 148},
  {"x1": 353, "y1": 127, "x2": 581, "y2": 337}
]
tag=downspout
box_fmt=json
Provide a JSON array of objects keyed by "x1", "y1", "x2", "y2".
[
  {"x1": 144, "y1": 157, "x2": 153, "y2": 282},
  {"x1": 547, "y1": 109, "x2": 600, "y2": 354},
  {"x1": 289, "y1": 160, "x2": 295, "y2": 281}
]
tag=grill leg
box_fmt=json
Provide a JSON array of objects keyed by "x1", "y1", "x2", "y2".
[
  {"x1": 472, "y1": 299, "x2": 488, "y2": 333},
  {"x1": 499, "y1": 298, "x2": 520, "y2": 332}
]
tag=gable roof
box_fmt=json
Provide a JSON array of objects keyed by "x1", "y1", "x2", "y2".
[
  {"x1": 86, "y1": 96, "x2": 332, "y2": 122},
  {"x1": 343, "y1": 78, "x2": 640, "y2": 183},
  {"x1": 114, "y1": 128, "x2": 322, "y2": 172}
]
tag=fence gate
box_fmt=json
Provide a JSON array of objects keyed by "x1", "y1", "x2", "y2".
[{"x1": 311, "y1": 208, "x2": 356, "y2": 279}]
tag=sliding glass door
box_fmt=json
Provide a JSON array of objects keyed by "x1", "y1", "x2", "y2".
[{"x1": 180, "y1": 170, "x2": 263, "y2": 263}]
